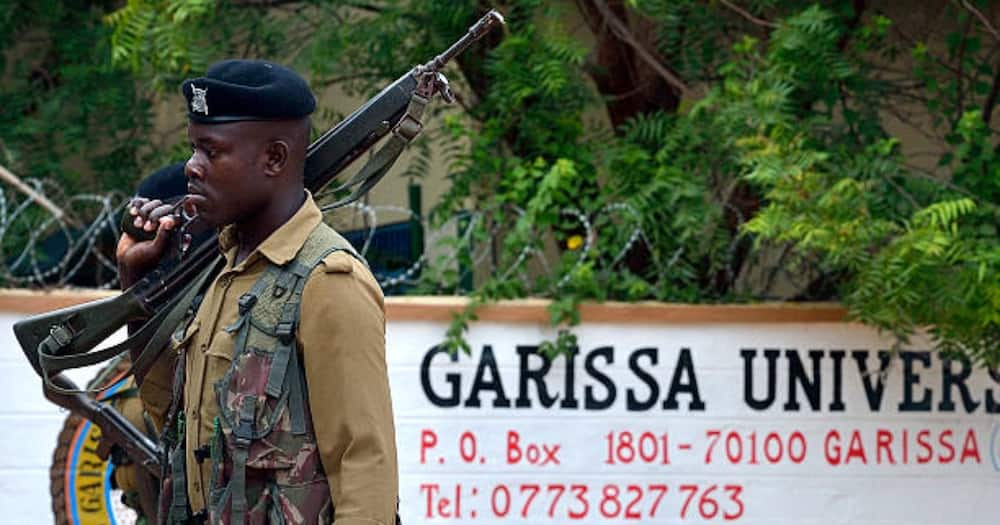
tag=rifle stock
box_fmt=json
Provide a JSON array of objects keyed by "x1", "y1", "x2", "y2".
[{"x1": 14, "y1": 291, "x2": 146, "y2": 376}]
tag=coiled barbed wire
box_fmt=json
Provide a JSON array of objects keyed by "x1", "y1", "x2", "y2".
[{"x1": 1, "y1": 180, "x2": 782, "y2": 298}]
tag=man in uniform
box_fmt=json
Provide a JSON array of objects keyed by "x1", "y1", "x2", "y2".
[{"x1": 117, "y1": 59, "x2": 399, "y2": 524}]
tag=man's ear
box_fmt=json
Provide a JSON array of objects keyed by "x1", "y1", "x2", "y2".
[{"x1": 263, "y1": 140, "x2": 290, "y2": 177}]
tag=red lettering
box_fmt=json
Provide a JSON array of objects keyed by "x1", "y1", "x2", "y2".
[
  {"x1": 960, "y1": 429, "x2": 982, "y2": 463},
  {"x1": 420, "y1": 483, "x2": 439, "y2": 518},
  {"x1": 569, "y1": 484, "x2": 588, "y2": 519},
  {"x1": 420, "y1": 430, "x2": 437, "y2": 464},
  {"x1": 938, "y1": 429, "x2": 955, "y2": 463},
  {"x1": 648, "y1": 485, "x2": 668, "y2": 517},
  {"x1": 624, "y1": 485, "x2": 642, "y2": 519},
  {"x1": 764, "y1": 432, "x2": 783, "y2": 463},
  {"x1": 527, "y1": 444, "x2": 540, "y2": 463},
  {"x1": 876, "y1": 429, "x2": 895, "y2": 464},
  {"x1": 459, "y1": 431, "x2": 477, "y2": 463},
  {"x1": 789, "y1": 431, "x2": 807, "y2": 463},
  {"x1": 698, "y1": 485, "x2": 719, "y2": 519},
  {"x1": 824, "y1": 430, "x2": 841, "y2": 465},
  {"x1": 724, "y1": 485, "x2": 746, "y2": 520},
  {"x1": 916, "y1": 430, "x2": 933, "y2": 463},
  {"x1": 492, "y1": 485, "x2": 510, "y2": 517},
  {"x1": 705, "y1": 430, "x2": 721, "y2": 464},
  {"x1": 520, "y1": 484, "x2": 540, "y2": 518},
  {"x1": 506, "y1": 430, "x2": 560, "y2": 465},
  {"x1": 546, "y1": 484, "x2": 565, "y2": 518},
  {"x1": 846, "y1": 430, "x2": 867, "y2": 464},
  {"x1": 507, "y1": 431, "x2": 521, "y2": 464}
]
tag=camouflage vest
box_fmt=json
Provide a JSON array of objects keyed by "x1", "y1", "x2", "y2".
[{"x1": 203, "y1": 223, "x2": 362, "y2": 524}]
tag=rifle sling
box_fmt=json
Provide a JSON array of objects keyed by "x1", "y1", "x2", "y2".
[
  {"x1": 323, "y1": 92, "x2": 428, "y2": 210},
  {"x1": 133, "y1": 257, "x2": 221, "y2": 384},
  {"x1": 37, "y1": 300, "x2": 167, "y2": 380},
  {"x1": 39, "y1": 258, "x2": 220, "y2": 394}
]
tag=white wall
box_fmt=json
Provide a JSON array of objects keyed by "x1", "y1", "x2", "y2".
[
  {"x1": 0, "y1": 313, "x2": 125, "y2": 524},
  {"x1": 389, "y1": 320, "x2": 999, "y2": 524},
  {"x1": 2, "y1": 306, "x2": 998, "y2": 524}
]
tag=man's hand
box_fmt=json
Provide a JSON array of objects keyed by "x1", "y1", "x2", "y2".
[{"x1": 116, "y1": 197, "x2": 178, "y2": 289}]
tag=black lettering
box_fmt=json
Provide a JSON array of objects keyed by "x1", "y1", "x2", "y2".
[
  {"x1": 78, "y1": 481, "x2": 103, "y2": 512},
  {"x1": 78, "y1": 459, "x2": 104, "y2": 471},
  {"x1": 626, "y1": 347, "x2": 659, "y2": 411},
  {"x1": 742, "y1": 348, "x2": 779, "y2": 410},
  {"x1": 560, "y1": 347, "x2": 580, "y2": 409},
  {"x1": 516, "y1": 345, "x2": 557, "y2": 408},
  {"x1": 464, "y1": 345, "x2": 511, "y2": 408},
  {"x1": 784, "y1": 349, "x2": 823, "y2": 411},
  {"x1": 983, "y1": 368, "x2": 999, "y2": 413},
  {"x1": 663, "y1": 348, "x2": 705, "y2": 410},
  {"x1": 938, "y1": 357, "x2": 980, "y2": 412},
  {"x1": 829, "y1": 350, "x2": 846, "y2": 411},
  {"x1": 584, "y1": 346, "x2": 616, "y2": 410},
  {"x1": 899, "y1": 351, "x2": 932, "y2": 412},
  {"x1": 420, "y1": 345, "x2": 461, "y2": 407},
  {"x1": 852, "y1": 350, "x2": 891, "y2": 411}
]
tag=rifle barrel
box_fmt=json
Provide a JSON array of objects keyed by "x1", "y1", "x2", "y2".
[{"x1": 427, "y1": 9, "x2": 505, "y2": 71}]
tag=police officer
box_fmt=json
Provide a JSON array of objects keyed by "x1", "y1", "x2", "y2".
[{"x1": 118, "y1": 59, "x2": 399, "y2": 524}]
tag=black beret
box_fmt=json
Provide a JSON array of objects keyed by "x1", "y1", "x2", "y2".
[
  {"x1": 137, "y1": 161, "x2": 187, "y2": 200},
  {"x1": 180, "y1": 59, "x2": 316, "y2": 124}
]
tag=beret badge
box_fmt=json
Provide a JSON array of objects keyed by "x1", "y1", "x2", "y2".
[{"x1": 190, "y1": 85, "x2": 209, "y2": 116}]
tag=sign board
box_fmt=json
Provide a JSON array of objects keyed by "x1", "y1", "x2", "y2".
[
  {"x1": 388, "y1": 316, "x2": 999, "y2": 524},
  {"x1": 0, "y1": 294, "x2": 997, "y2": 524}
]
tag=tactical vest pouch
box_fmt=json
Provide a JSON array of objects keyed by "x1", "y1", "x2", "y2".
[{"x1": 207, "y1": 225, "x2": 356, "y2": 524}]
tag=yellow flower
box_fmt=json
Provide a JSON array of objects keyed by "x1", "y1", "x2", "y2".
[{"x1": 567, "y1": 234, "x2": 584, "y2": 251}]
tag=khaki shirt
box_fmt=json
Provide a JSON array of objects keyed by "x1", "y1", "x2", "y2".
[{"x1": 140, "y1": 193, "x2": 398, "y2": 524}]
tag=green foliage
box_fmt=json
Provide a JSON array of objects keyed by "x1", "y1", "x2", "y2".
[
  {"x1": 3, "y1": 1, "x2": 996, "y2": 366},
  {"x1": 0, "y1": 0, "x2": 153, "y2": 194},
  {"x1": 727, "y1": 6, "x2": 1000, "y2": 366}
]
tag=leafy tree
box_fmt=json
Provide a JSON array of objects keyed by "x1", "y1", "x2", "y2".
[
  {"x1": 4, "y1": 0, "x2": 998, "y2": 366},
  {"x1": 0, "y1": 0, "x2": 153, "y2": 193}
]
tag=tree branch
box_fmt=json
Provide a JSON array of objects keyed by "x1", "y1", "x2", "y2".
[
  {"x1": 0, "y1": 164, "x2": 72, "y2": 224},
  {"x1": 837, "y1": 0, "x2": 867, "y2": 52},
  {"x1": 590, "y1": 0, "x2": 690, "y2": 96},
  {"x1": 982, "y1": 65, "x2": 1000, "y2": 124},
  {"x1": 959, "y1": 0, "x2": 999, "y2": 42},
  {"x1": 717, "y1": 0, "x2": 777, "y2": 29}
]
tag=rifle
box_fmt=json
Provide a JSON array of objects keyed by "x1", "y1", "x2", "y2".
[{"x1": 13, "y1": 8, "x2": 504, "y2": 477}]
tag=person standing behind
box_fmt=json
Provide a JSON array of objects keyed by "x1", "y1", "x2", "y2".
[{"x1": 117, "y1": 59, "x2": 399, "y2": 524}]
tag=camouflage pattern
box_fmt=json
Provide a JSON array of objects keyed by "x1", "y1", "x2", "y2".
[{"x1": 205, "y1": 223, "x2": 358, "y2": 525}]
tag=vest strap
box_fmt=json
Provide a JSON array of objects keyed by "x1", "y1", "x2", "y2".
[
  {"x1": 265, "y1": 339, "x2": 292, "y2": 399},
  {"x1": 168, "y1": 443, "x2": 189, "y2": 523},
  {"x1": 230, "y1": 395, "x2": 256, "y2": 524},
  {"x1": 286, "y1": 344, "x2": 307, "y2": 435}
]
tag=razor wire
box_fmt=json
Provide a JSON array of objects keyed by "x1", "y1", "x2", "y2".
[{"x1": 0, "y1": 179, "x2": 799, "y2": 300}]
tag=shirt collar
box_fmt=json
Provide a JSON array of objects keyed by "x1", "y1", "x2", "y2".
[{"x1": 218, "y1": 190, "x2": 322, "y2": 268}]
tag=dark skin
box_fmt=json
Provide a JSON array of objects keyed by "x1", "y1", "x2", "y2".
[{"x1": 116, "y1": 118, "x2": 312, "y2": 288}]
